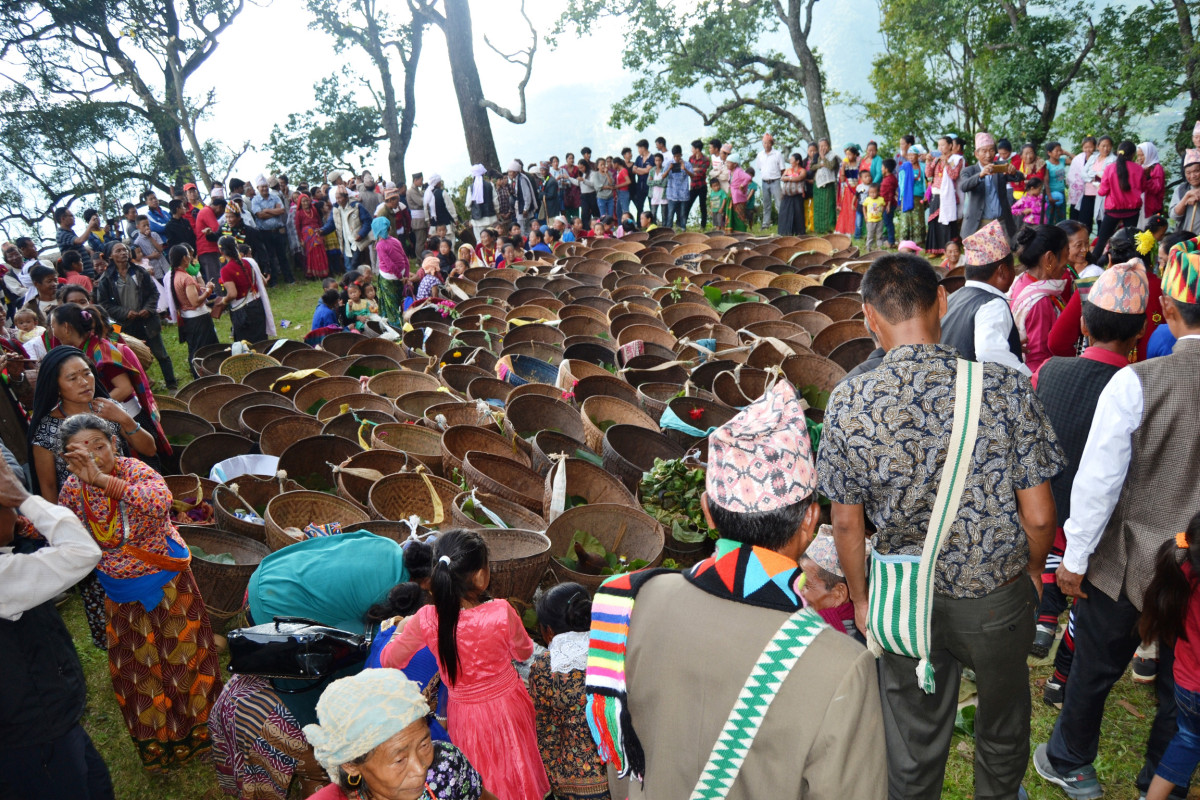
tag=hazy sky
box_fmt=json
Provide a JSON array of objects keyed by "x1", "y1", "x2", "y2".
[{"x1": 199, "y1": 0, "x2": 884, "y2": 187}]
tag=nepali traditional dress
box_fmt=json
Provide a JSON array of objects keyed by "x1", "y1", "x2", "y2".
[
  {"x1": 925, "y1": 155, "x2": 963, "y2": 255},
  {"x1": 376, "y1": 235, "x2": 410, "y2": 324},
  {"x1": 835, "y1": 161, "x2": 860, "y2": 235},
  {"x1": 812, "y1": 154, "x2": 839, "y2": 234},
  {"x1": 59, "y1": 457, "x2": 222, "y2": 771},
  {"x1": 295, "y1": 203, "x2": 329, "y2": 279}
]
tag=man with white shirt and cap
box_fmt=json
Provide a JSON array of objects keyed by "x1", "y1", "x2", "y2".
[
  {"x1": 0, "y1": 456, "x2": 113, "y2": 799},
  {"x1": 1035, "y1": 237, "x2": 1200, "y2": 800},
  {"x1": 507, "y1": 160, "x2": 538, "y2": 240},
  {"x1": 467, "y1": 164, "x2": 497, "y2": 243},
  {"x1": 754, "y1": 133, "x2": 787, "y2": 230},
  {"x1": 407, "y1": 173, "x2": 428, "y2": 256}
]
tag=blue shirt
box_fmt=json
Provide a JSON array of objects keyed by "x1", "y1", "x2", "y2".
[
  {"x1": 982, "y1": 174, "x2": 1001, "y2": 220},
  {"x1": 1147, "y1": 323, "x2": 1177, "y2": 358},
  {"x1": 562, "y1": 230, "x2": 576, "y2": 242},
  {"x1": 146, "y1": 206, "x2": 170, "y2": 235},
  {"x1": 666, "y1": 157, "x2": 694, "y2": 202},
  {"x1": 312, "y1": 302, "x2": 339, "y2": 331},
  {"x1": 251, "y1": 192, "x2": 285, "y2": 230}
]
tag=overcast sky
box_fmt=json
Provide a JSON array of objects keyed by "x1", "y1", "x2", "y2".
[{"x1": 199, "y1": 0, "x2": 884, "y2": 188}]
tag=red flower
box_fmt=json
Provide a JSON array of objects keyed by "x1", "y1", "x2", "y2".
[{"x1": 689, "y1": 407, "x2": 704, "y2": 421}]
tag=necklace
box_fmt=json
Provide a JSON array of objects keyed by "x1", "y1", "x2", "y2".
[{"x1": 82, "y1": 484, "x2": 129, "y2": 550}]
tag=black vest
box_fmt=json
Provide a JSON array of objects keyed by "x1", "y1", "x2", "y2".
[
  {"x1": 0, "y1": 543, "x2": 86, "y2": 748},
  {"x1": 1034, "y1": 355, "x2": 1123, "y2": 526},
  {"x1": 940, "y1": 285, "x2": 1023, "y2": 362},
  {"x1": 470, "y1": 182, "x2": 496, "y2": 220}
]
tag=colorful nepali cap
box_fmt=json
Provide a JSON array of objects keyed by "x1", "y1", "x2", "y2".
[
  {"x1": 975, "y1": 131, "x2": 996, "y2": 149},
  {"x1": 706, "y1": 379, "x2": 815, "y2": 513},
  {"x1": 804, "y1": 526, "x2": 844, "y2": 577},
  {"x1": 962, "y1": 220, "x2": 1011, "y2": 266},
  {"x1": 1186, "y1": 149, "x2": 1200, "y2": 169},
  {"x1": 1163, "y1": 236, "x2": 1200, "y2": 305},
  {"x1": 1088, "y1": 259, "x2": 1149, "y2": 314}
]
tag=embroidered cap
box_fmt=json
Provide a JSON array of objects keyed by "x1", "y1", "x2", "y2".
[
  {"x1": 706, "y1": 379, "x2": 816, "y2": 513},
  {"x1": 1194, "y1": 120, "x2": 1200, "y2": 136},
  {"x1": 975, "y1": 131, "x2": 996, "y2": 149},
  {"x1": 1088, "y1": 259, "x2": 1149, "y2": 314},
  {"x1": 1163, "y1": 237, "x2": 1200, "y2": 305},
  {"x1": 803, "y1": 527, "x2": 844, "y2": 577},
  {"x1": 1185, "y1": 149, "x2": 1200, "y2": 169},
  {"x1": 962, "y1": 219, "x2": 1011, "y2": 266}
]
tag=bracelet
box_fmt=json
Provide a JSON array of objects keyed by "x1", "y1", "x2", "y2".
[{"x1": 124, "y1": 422, "x2": 141, "y2": 437}]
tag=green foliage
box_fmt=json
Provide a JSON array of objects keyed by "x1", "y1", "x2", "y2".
[{"x1": 267, "y1": 73, "x2": 385, "y2": 182}]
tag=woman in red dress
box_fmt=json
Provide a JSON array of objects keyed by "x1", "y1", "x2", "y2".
[
  {"x1": 295, "y1": 193, "x2": 329, "y2": 279},
  {"x1": 835, "y1": 144, "x2": 862, "y2": 236}
]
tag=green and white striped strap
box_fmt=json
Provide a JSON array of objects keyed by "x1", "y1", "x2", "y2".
[{"x1": 689, "y1": 608, "x2": 827, "y2": 800}]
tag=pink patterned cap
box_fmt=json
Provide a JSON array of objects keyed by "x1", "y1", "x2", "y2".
[
  {"x1": 706, "y1": 379, "x2": 816, "y2": 513},
  {"x1": 1088, "y1": 259, "x2": 1149, "y2": 315},
  {"x1": 962, "y1": 220, "x2": 1011, "y2": 266},
  {"x1": 1186, "y1": 149, "x2": 1200, "y2": 168},
  {"x1": 803, "y1": 527, "x2": 844, "y2": 577},
  {"x1": 1194, "y1": 120, "x2": 1200, "y2": 136},
  {"x1": 975, "y1": 132, "x2": 996, "y2": 149}
]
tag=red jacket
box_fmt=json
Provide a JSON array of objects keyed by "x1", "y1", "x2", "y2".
[
  {"x1": 1098, "y1": 161, "x2": 1145, "y2": 212},
  {"x1": 1047, "y1": 272, "x2": 1161, "y2": 362},
  {"x1": 1143, "y1": 163, "x2": 1165, "y2": 217},
  {"x1": 193, "y1": 206, "x2": 222, "y2": 256}
]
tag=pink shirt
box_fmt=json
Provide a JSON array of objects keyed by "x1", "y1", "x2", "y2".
[
  {"x1": 1023, "y1": 297, "x2": 1059, "y2": 374},
  {"x1": 729, "y1": 167, "x2": 751, "y2": 204},
  {"x1": 1098, "y1": 160, "x2": 1145, "y2": 212}
]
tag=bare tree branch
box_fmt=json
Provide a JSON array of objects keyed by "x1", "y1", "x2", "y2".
[{"x1": 480, "y1": 0, "x2": 536, "y2": 124}]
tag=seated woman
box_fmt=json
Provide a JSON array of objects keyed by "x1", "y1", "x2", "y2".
[
  {"x1": 304, "y1": 670, "x2": 498, "y2": 800},
  {"x1": 210, "y1": 534, "x2": 447, "y2": 800},
  {"x1": 58, "y1": 412, "x2": 222, "y2": 772}
]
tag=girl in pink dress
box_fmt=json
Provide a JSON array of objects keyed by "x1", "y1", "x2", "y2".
[{"x1": 384, "y1": 530, "x2": 550, "y2": 800}]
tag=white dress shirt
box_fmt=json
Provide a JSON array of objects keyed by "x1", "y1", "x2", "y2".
[
  {"x1": 0, "y1": 495, "x2": 101, "y2": 621},
  {"x1": 754, "y1": 149, "x2": 786, "y2": 181},
  {"x1": 963, "y1": 280, "x2": 1032, "y2": 377},
  {"x1": 1060, "y1": 334, "x2": 1200, "y2": 574}
]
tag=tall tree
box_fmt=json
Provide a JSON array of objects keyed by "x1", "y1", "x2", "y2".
[
  {"x1": 267, "y1": 74, "x2": 390, "y2": 181},
  {"x1": 554, "y1": 0, "x2": 831, "y2": 147},
  {"x1": 306, "y1": 0, "x2": 425, "y2": 183},
  {"x1": 411, "y1": 0, "x2": 536, "y2": 171},
  {"x1": 1170, "y1": 0, "x2": 1200, "y2": 155}
]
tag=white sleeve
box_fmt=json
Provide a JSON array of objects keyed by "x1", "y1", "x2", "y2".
[
  {"x1": 0, "y1": 496, "x2": 101, "y2": 621},
  {"x1": 1061, "y1": 367, "x2": 1143, "y2": 574},
  {"x1": 974, "y1": 297, "x2": 1031, "y2": 376}
]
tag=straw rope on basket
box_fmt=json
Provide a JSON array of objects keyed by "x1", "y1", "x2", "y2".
[
  {"x1": 263, "y1": 491, "x2": 370, "y2": 552},
  {"x1": 544, "y1": 503, "x2": 665, "y2": 595},
  {"x1": 476, "y1": 528, "x2": 552, "y2": 604},
  {"x1": 450, "y1": 490, "x2": 547, "y2": 532},
  {"x1": 177, "y1": 525, "x2": 270, "y2": 623},
  {"x1": 461, "y1": 451, "x2": 545, "y2": 515},
  {"x1": 212, "y1": 474, "x2": 303, "y2": 543},
  {"x1": 367, "y1": 470, "x2": 460, "y2": 530},
  {"x1": 334, "y1": 450, "x2": 411, "y2": 513}
]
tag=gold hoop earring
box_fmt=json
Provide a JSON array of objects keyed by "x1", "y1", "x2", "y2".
[{"x1": 347, "y1": 773, "x2": 362, "y2": 787}]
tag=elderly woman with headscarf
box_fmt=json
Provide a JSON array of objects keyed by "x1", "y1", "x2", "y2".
[
  {"x1": 423, "y1": 175, "x2": 457, "y2": 244},
  {"x1": 1138, "y1": 141, "x2": 1165, "y2": 223},
  {"x1": 811, "y1": 139, "x2": 839, "y2": 234},
  {"x1": 466, "y1": 165, "x2": 497, "y2": 244},
  {"x1": 304, "y1": 670, "x2": 498, "y2": 800},
  {"x1": 297, "y1": 192, "x2": 330, "y2": 279},
  {"x1": 373, "y1": 216, "x2": 409, "y2": 324}
]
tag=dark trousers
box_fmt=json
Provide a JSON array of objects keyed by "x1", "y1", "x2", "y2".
[
  {"x1": 883, "y1": 207, "x2": 896, "y2": 245},
  {"x1": 687, "y1": 185, "x2": 709, "y2": 229},
  {"x1": 0, "y1": 723, "x2": 114, "y2": 800},
  {"x1": 580, "y1": 194, "x2": 599, "y2": 229},
  {"x1": 198, "y1": 252, "x2": 222, "y2": 285},
  {"x1": 632, "y1": 186, "x2": 647, "y2": 218},
  {"x1": 878, "y1": 577, "x2": 1036, "y2": 800},
  {"x1": 1046, "y1": 583, "x2": 1188, "y2": 797},
  {"x1": 1088, "y1": 209, "x2": 1138, "y2": 265},
  {"x1": 262, "y1": 229, "x2": 294, "y2": 284},
  {"x1": 180, "y1": 313, "x2": 219, "y2": 379},
  {"x1": 666, "y1": 199, "x2": 688, "y2": 229},
  {"x1": 144, "y1": 332, "x2": 177, "y2": 388},
  {"x1": 1071, "y1": 195, "x2": 1096, "y2": 233}
]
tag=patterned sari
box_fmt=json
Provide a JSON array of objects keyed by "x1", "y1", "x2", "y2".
[
  {"x1": 296, "y1": 199, "x2": 329, "y2": 279},
  {"x1": 81, "y1": 333, "x2": 171, "y2": 456}
]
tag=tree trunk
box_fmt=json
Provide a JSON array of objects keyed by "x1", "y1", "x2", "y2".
[
  {"x1": 440, "y1": 0, "x2": 500, "y2": 172},
  {"x1": 152, "y1": 114, "x2": 194, "y2": 189},
  {"x1": 792, "y1": 37, "x2": 829, "y2": 141},
  {"x1": 1174, "y1": 0, "x2": 1200, "y2": 154},
  {"x1": 366, "y1": 12, "x2": 407, "y2": 186},
  {"x1": 396, "y1": 22, "x2": 424, "y2": 184}
]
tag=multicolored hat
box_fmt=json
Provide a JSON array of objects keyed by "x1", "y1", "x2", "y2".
[
  {"x1": 803, "y1": 527, "x2": 844, "y2": 578},
  {"x1": 706, "y1": 379, "x2": 816, "y2": 513},
  {"x1": 1088, "y1": 259, "x2": 1149, "y2": 314},
  {"x1": 962, "y1": 220, "x2": 1011, "y2": 266},
  {"x1": 1162, "y1": 237, "x2": 1200, "y2": 305},
  {"x1": 1185, "y1": 149, "x2": 1200, "y2": 169},
  {"x1": 975, "y1": 131, "x2": 996, "y2": 149}
]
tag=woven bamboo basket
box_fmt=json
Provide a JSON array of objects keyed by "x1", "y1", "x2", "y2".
[
  {"x1": 477, "y1": 528, "x2": 552, "y2": 604},
  {"x1": 545, "y1": 504, "x2": 664, "y2": 595},
  {"x1": 602, "y1": 424, "x2": 687, "y2": 494},
  {"x1": 159, "y1": 411, "x2": 215, "y2": 474},
  {"x1": 281, "y1": 348, "x2": 339, "y2": 370},
  {"x1": 264, "y1": 491, "x2": 370, "y2": 552},
  {"x1": 344, "y1": 355, "x2": 403, "y2": 379},
  {"x1": 440, "y1": 426, "x2": 529, "y2": 477},
  {"x1": 178, "y1": 433, "x2": 253, "y2": 479},
  {"x1": 462, "y1": 451, "x2": 545, "y2": 514},
  {"x1": 241, "y1": 366, "x2": 295, "y2": 392},
  {"x1": 393, "y1": 390, "x2": 451, "y2": 423},
  {"x1": 277, "y1": 435, "x2": 363, "y2": 494},
  {"x1": 322, "y1": 409, "x2": 397, "y2": 444},
  {"x1": 188, "y1": 383, "x2": 253, "y2": 426},
  {"x1": 466, "y1": 377, "x2": 513, "y2": 407},
  {"x1": 507, "y1": 383, "x2": 565, "y2": 405},
  {"x1": 541, "y1": 457, "x2": 637, "y2": 514},
  {"x1": 153, "y1": 394, "x2": 189, "y2": 413},
  {"x1": 347, "y1": 337, "x2": 406, "y2": 360},
  {"x1": 239, "y1": 405, "x2": 301, "y2": 437},
  {"x1": 811, "y1": 319, "x2": 870, "y2": 357},
  {"x1": 341, "y1": 520, "x2": 431, "y2": 545},
  {"x1": 335, "y1": 449, "x2": 411, "y2": 512},
  {"x1": 780, "y1": 353, "x2": 847, "y2": 396},
  {"x1": 530, "y1": 431, "x2": 590, "y2": 477},
  {"x1": 178, "y1": 525, "x2": 270, "y2": 619},
  {"x1": 370, "y1": 423, "x2": 444, "y2": 474},
  {"x1": 424, "y1": 401, "x2": 500, "y2": 433},
  {"x1": 451, "y1": 491, "x2": 547, "y2": 532},
  {"x1": 815, "y1": 296, "x2": 865, "y2": 323},
  {"x1": 828, "y1": 338, "x2": 878, "y2": 373},
  {"x1": 220, "y1": 353, "x2": 281, "y2": 382},
  {"x1": 260, "y1": 415, "x2": 324, "y2": 457},
  {"x1": 319, "y1": 331, "x2": 363, "y2": 356},
  {"x1": 212, "y1": 475, "x2": 303, "y2": 543},
  {"x1": 661, "y1": 397, "x2": 736, "y2": 449},
  {"x1": 367, "y1": 471, "x2": 460, "y2": 529},
  {"x1": 440, "y1": 364, "x2": 493, "y2": 395},
  {"x1": 164, "y1": 474, "x2": 219, "y2": 526},
  {"x1": 579, "y1": 395, "x2": 658, "y2": 453},
  {"x1": 572, "y1": 374, "x2": 639, "y2": 407},
  {"x1": 503, "y1": 394, "x2": 585, "y2": 443},
  {"x1": 635, "y1": 382, "x2": 684, "y2": 424},
  {"x1": 367, "y1": 369, "x2": 442, "y2": 399},
  {"x1": 315, "y1": 392, "x2": 397, "y2": 422},
  {"x1": 292, "y1": 377, "x2": 363, "y2": 417},
  {"x1": 217, "y1": 391, "x2": 292, "y2": 433}
]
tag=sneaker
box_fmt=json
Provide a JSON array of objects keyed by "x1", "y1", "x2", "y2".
[
  {"x1": 1033, "y1": 743, "x2": 1103, "y2": 799},
  {"x1": 1031, "y1": 623, "x2": 1056, "y2": 658},
  {"x1": 1043, "y1": 679, "x2": 1065, "y2": 709},
  {"x1": 1132, "y1": 656, "x2": 1158, "y2": 684}
]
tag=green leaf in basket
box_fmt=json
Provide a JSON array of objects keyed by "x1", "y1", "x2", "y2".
[
  {"x1": 574, "y1": 449, "x2": 603, "y2": 467},
  {"x1": 190, "y1": 545, "x2": 236, "y2": 565},
  {"x1": 522, "y1": 606, "x2": 539, "y2": 631},
  {"x1": 565, "y1": 494, "x2": 588, "y2": 509},
  {"x1": 167, "y1": 434, "x2": 197, "y2": 447},
  {"x1": 305, "y1": 398, "x2": 329, "y2": 415},
  {"x1": 800, "y1": 384, "x2": 830, "y2": 411},
  {"x1": 671, "y1": 519, "x2": 707, "y2": 544},
  {"x1": 702, "y1": 284, "x2": 723, "y2": 307}
]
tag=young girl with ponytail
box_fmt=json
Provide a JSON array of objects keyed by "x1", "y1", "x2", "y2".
[
  {"x1": 1091, "y1": 139, "x2": 1146, "y2": 264},
  {"x1": 1140, "y1": 511, "x2": 1200, "y2": 800},
  {"x1": 383, "y1": 530, "x2": 550, "y2": 800}
]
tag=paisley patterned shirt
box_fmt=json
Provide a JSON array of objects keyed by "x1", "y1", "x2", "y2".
[{"x1": 816, "y1": 344, "x2": 1066, "y2": 598}]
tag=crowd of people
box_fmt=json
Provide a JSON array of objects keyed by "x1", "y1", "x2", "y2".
[{"x1": 0, "y1": 119, "x2": 1199, "y2": 800}]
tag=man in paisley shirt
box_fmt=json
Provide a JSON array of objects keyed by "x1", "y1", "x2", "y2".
[{"x1": 817, "y1": 253, "x2": 1065, "y2": 800}]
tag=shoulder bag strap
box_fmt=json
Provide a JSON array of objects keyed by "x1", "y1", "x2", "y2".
[{"x1": 688, "y1": 608, "x2": 827, "y2": 800}]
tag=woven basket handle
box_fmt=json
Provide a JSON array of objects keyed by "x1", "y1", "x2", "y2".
[
  {"x1": 170, "y1": 474, "x2": 204, "y2": 513},
  {"x1": 412, "y1": 466, "x2": 444, "y2": 525}
]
